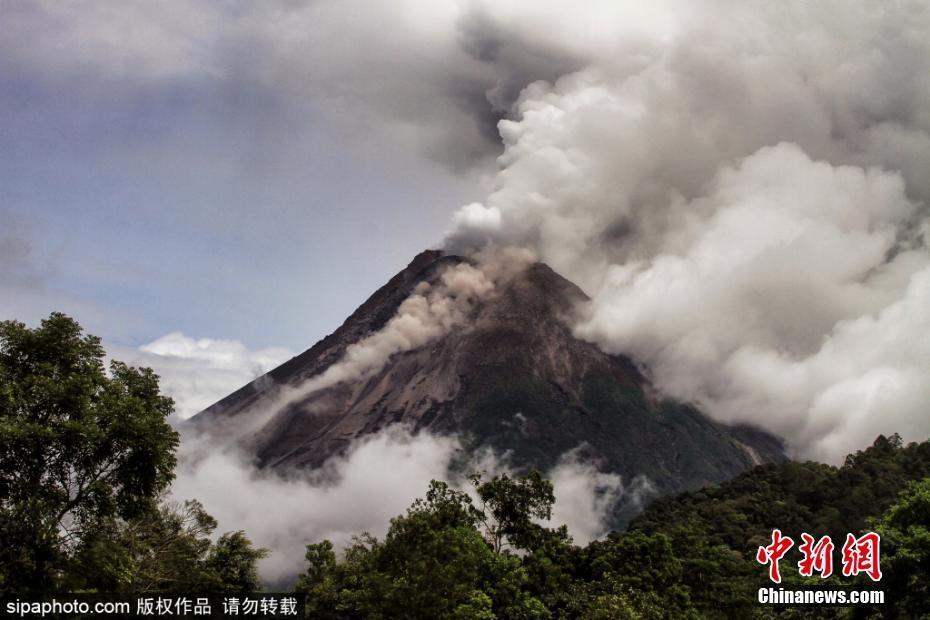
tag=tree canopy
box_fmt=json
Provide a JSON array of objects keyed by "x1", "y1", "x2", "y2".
[{"x1": 0, "y1": 313, "x2": 179, "y2": 591}]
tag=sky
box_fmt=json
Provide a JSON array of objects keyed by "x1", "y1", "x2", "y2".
[{"x1": 0, "y1": 0, "x2": 484, "y2": 353}]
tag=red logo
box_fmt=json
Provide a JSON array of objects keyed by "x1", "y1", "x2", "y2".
[
  {"x1": 798, "y1": 533, "x2": 834, "y2": 578},
  {"x1": 756, "y1": 529, "x2": 794, "y2": 583},
  {"x1": 841, "y1": 532, "x2": 882, "y2": 582},
  {"x1": 757, "y1": 530, "x2": 881, "y2": 583}
]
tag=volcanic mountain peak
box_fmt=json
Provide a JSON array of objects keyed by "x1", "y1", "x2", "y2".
[{"x1": 194, "y1": 250, "x2": 783, "y2": 525}]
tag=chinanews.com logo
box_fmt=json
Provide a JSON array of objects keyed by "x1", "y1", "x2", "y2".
[{"x1": 755, "y1": 529, "x2": 885, "y2": 606}]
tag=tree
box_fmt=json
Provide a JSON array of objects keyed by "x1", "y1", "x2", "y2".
[
  {"x1": 72, "y1": 499, "x2": 268, "y2": 594},
  {"x1": 205, "y1": 530, "x2": 269, "y2": 592},
  {"x1": 72, "y1": 498, "x2": 216, "y2": 592},
  {"x1": 470, "y1": 469, "x2": 555, "y2": 553},
  {"x1": 872, "y1": 478, "x2": 930, "y2": 618},
  {"x1": 295, "y1": 541, "x2": 340, "y2": 619},
  {"x1": 0, "y1": 313, "x2": 179, "y2": 592},
  {"x1": 409, "y1": 479, "x2": 481, "y2": 529},
  {"x1": 580, "y1": 531, "x2": 697, "y2": 619}
]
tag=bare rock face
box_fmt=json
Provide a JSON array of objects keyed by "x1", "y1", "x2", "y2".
[{"x1": 193, "y1": 250, "x2": 784, "y2": 526}]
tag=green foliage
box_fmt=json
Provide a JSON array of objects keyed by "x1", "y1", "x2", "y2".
[
  {"x1": 627, "y1": 434, "x2": 930, "y2": 618},
  {"x1": 583, "y1": 531, "x2": 695, "y2": 616},
  {"x1": 520, "y1": 525, "x2": 580, "y2": 615},
  {"x1": 571, "y1": 585, "x2": 673, "y2": 620},
  {"x1": 296, "y1": 473, "x2": 554, "y2": 619},
  {"x1": 409, "y1": 479, "x2": 481, "y2": 529},
  {"x1": 471, "y1": 469, "x2": 555, "y2": 553},
  {"x1": 72, "y1": 499, "x2": 215, "y2": 592},
  {"x1": 69, "y1": 497, "x2": 269, "y2": 594},
  {"x1": 451, "y1": 591, "x2": 495, "y2": 619},
  {"x1": 300, "y1": 522, "x2": 545, "y2": 619},
  {"x1": 295, "y1": 541, "x2": 340, "y2": 619},
  {"x1": 205, "y1": 530, "x2": 269, "y2": 592},
  {"x1": 0, "y1": 313, "x2": 179, "y2": 593},
  {"x1": 871, "y1": 478, "x2": 930, "y2": 618}
]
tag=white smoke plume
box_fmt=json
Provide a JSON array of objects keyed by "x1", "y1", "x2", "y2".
[
  {"x1": 173, "y1": 425, "x2": 624, "y2": 583},
  {"x1": 273, "y1": 261, "x2": 493, "y2": 409},
  {"x1": 445, "y1": 1, "x2": 930, "y2": 463},
  {"x1": 239, "y1": 246, "x2": 537, "y2": 436}
]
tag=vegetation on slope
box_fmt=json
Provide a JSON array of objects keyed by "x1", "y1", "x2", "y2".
[{"x1": 297, "y1": 436, "x2": 930, "y2": 618}]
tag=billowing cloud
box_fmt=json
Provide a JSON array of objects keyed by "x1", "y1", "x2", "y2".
[
  {"x1": 111, "y1": 333, "x2": 293, "y2": 420},
  {"x1": 574, "y1": 145, "x2": 929, "y2": 462},
  {"x1": 172, "y1": 426, "x2": 459, "y2": 583},
  {"x1": 446, "y1": 1, "x2": 930, "y2": 462}
]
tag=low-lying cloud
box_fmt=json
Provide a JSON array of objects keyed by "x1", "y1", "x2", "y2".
[
  {"x1": 172, "y1": 426, "x2": 458, "y2": 583},
  {"x1": 547, "y1": 452, "x2": 629, "y2": 546},
  {"x1": 173, "y1": 425, "x2": 626, "y2": 583}
]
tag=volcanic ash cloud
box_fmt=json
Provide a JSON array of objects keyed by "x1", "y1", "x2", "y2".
[{"x1": 446, "y1": 1, "x2": 930, "y2": 463}]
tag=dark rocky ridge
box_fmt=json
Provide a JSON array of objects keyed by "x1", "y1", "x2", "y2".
[{"x1": 194, "y1": 250, "x2": 784, "y2": 526}]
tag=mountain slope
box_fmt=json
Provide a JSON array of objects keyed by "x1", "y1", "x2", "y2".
[{"x1": 194, "y1": 250, "x2": 784, "y2": 524}]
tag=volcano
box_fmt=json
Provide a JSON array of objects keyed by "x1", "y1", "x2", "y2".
[{"x1": 193, "y1": 250, "x2": 783, "y2": 525}]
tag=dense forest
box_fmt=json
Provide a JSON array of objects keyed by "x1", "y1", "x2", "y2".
[{"x1": 2, "y1": 314, "x2": 929, "y2": 618}]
